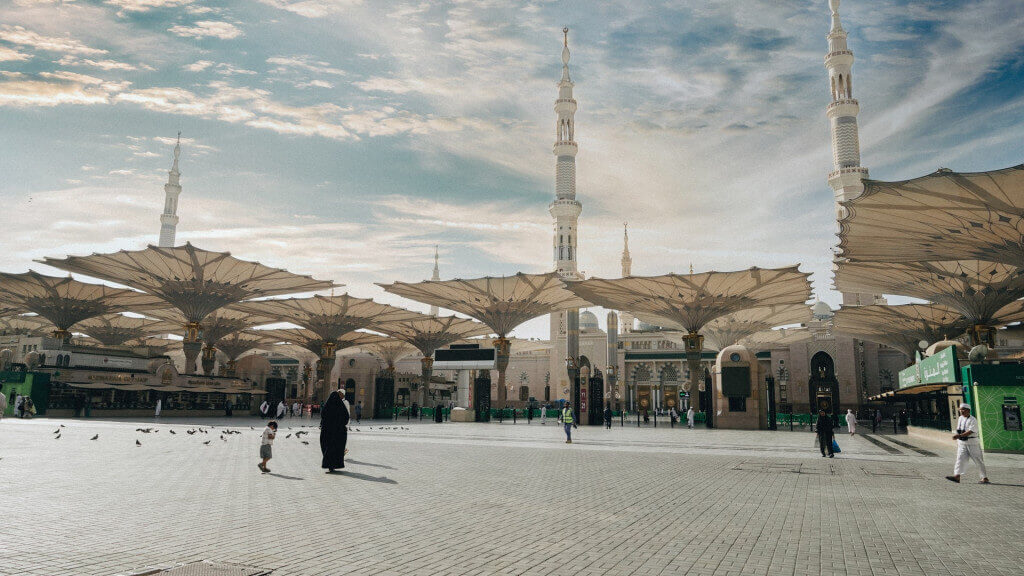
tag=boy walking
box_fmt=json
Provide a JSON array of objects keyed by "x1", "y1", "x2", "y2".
[{"x1": 258, "y1": 421, "x2": 277, "y2": 473}]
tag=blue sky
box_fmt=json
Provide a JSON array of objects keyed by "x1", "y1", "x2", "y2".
[{"x1": 0, "y1": 0, "x2": 1022, "y2": 339}]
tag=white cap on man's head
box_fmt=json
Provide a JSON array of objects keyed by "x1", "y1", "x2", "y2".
[{"x1": 959, "y1": 403, "x2": 971, "y2": 411}]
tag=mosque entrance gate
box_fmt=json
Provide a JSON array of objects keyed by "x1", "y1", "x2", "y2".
[
  {"x1": 373, "y1": 376, "x2": 394, "y2": 419},
  {"x1": 474, "y1": 374, "x2": 491, "y2": 422},
  {"x1": 808, "y1": 351, "x2": 840, "y2": 418}
]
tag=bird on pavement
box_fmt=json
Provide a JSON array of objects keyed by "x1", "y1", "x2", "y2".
[
  {"x1": 301, "y1": 440, "x2": 309, "y2": 445},
  {"x1": 53, "y1": 429, "x2": 60, "y2": 434},
  {"x1": 136, "y1": 440, "x2": 141, "y2": 446},
  {"x1": 186, "y1": 430, "x2": 195, "y2": 435},
  {"x1": 203, "y1": 440, "x2": 211, "y2": 445},
  {"x1": 169, "y1": 430, "x2": 176, "y2": 435},
  {"x1": 285, "y1": 434, "x2": 291, "y2": 438},
  {"x1": 90, "y1": 434, "x2": 99, "y2": 440},
  {"x1": 55, "y1": 433, "x2": 61, "y2": 439}
]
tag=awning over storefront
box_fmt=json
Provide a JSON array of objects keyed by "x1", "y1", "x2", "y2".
[{"x1": 868, "y1": 382, "x2": 961, "y2": 401}]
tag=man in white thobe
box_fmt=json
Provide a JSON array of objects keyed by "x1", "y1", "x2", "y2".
[
  {"x1": 276, "y1": 400, "x2": 286, "y2": 419},
  {"x1": 845, "y1": 409, "x2": 856, "y2": 435},
  {"x1": 154, "y1": 399, "x2": 161, "y2": 417},
  {"x1": 946, "y1": 403, "x2": 990, "y2": 484},
  {"x1": 686, "y1": 406, "x2": 695, "y2": 429}
]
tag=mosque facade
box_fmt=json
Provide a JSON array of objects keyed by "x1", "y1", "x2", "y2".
[{"x1": 340, "y1": 5, "x2": 910, "y2": 417}]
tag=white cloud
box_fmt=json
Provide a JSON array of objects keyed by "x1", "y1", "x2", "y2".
[
  {"x1": 168, "y1": 21, "x2": 242, "y2": 40},
  {"x1": 295, "y1": 79, "x2": 333, "y2": 89},
  {"x1": 266, "y1": 55, "x2": 345, "y2": 76},
  {"x1": 57, "y1": 55, "x2": 143, "y2": 71},
  {"x1": 184, "y1": 60, "x2": 214, "y2": 72},
  {"x1": 105, "y1": 0, "x2": 193, "y2": 16},
  {"x1": 0, "y1": 79, "x2": 110, "y2": 106},
  {"x1": 0, "y1": 46, "x2": 32, "y2": 62},
  {"x1": 0, "y1": 25, "x2": 107, "y2": 55},
  {"x1": 257, "y1": 0, "x2": 362, "y2": 19}
]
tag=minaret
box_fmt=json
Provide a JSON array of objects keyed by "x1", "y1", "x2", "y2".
[
  {"x1": 549, "y1": 27, "x2": 582, "y2": 279},
  {"x1": 548, "y1": 28, "x2": 583, "y2": 402},
  {"x1": 619, "y1": 223, "x2": 634, "y2": 333},
  {"x1": 158, "y1": 132, "x2": 182, "y2": 248},
  {"x1": 429, "y1": 245, "x2": 440, "y2": 316},
  {"x1": 825, "y1": 0, "x2": 875, "y2": 306}
]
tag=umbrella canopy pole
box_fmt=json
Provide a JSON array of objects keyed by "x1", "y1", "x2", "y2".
[
  {"x1": 201, "y1": 345, "x2": 217, "y2": 376},
  {"x1": 494, "y1": 337, "x2": 511, "y2": 406},
  {"x1": 420, "y1": 356, "x2": 433, "y2": 407},
  {"x1": 683, "y1": 332, "x2": 706, "y2": 419}
]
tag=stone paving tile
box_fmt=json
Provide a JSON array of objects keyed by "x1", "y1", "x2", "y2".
[{"x1": 1, "y1": 416, "x2": 1023, "y2": 576}]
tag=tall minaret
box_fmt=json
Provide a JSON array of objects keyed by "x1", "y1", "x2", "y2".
[
  {"x1": 158, "y1": 132, "x2": 182, "y2": 248},
  {"x1": 825, "y1": 0, "x2": 874, "y2": 306},
  {"x1": 549, "y1": 27, "x2": 582, "y2": 279},
  {"x1": 619, "y1": 223, "x2": 634, "y2": 333},
  {"x1": 548, "y1": 28, "x2": 583, "y2": 402},
  {"x1": 429, "y1": 245, "x2": 440, "y2": 316}
]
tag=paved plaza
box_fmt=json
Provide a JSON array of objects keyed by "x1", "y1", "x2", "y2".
[{"x1": 2, "y1": 417, "x2": 1023, "y2": 576}]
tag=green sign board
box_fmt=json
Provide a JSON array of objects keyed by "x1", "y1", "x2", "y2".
[
  {"x1": 899, "y1": 345, "x2": 960, "y2": 389},
  {"x1": 898, "y1": 364, "x2": 920, "y2": 389}
]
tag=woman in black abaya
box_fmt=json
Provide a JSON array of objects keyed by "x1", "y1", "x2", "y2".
[{"x1": 320, "y1": 391, "x2": 349, "y2": 473}]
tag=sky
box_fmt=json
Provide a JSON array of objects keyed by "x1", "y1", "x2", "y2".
[{"x1": 0, "y1": 0, "x2": 1022, "y2": 340}]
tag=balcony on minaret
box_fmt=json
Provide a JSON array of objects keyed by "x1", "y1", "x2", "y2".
[{"x1": 553, "y1": 141, "x2": 578, "y2": 156}]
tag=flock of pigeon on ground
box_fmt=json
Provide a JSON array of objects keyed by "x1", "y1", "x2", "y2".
[{"x1": 50, "y1": 423, "x2": 413, "y2": 446}]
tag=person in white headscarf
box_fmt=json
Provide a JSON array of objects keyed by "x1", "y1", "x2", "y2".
[
  {"x1": 276, "y1": 400, "x2": 286, "y2": 419},
  {"x1": 845, "y1": 409, "x2": 856, "y2": 435},
  {"x1": 946, "y1": 403, "x2": 990, "y2": 484}
]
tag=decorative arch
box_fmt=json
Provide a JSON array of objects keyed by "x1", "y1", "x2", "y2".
[
  {"x1": 632, "y1": 364, "x2": 652, "y2": 382},
  {"x1": 659, "y1": 364, "x2": 680, "y2": 382}
]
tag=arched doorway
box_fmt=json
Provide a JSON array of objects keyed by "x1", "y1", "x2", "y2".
[
  {"x1": 660, "y1": 364, "x2": 680, "y2": 412},
  {"x1": 632, "y1": 364, "x2": 652, "y2": 412},
  {"x1": 808, "y1": 351, "x2": 840, "y2": 417}
]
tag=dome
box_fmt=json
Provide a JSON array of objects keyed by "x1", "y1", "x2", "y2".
[
  {"x1": 579, "y1": 310, "x2": 599, "y2": 331},
  {"x1": 924, "y1": 339, "x2": 961, "y2": 358},
  {"x1": 812, "y1": 301, "x2": 833, "y2": 319}
]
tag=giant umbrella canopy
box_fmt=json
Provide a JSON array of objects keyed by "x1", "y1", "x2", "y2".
[
  {"x1": 148, "y1": 307, "x2": 279, "y2": 375},
  {"x1": 640, "y1": 303, "x2": 812, "y2": 352},
  {"x1": 838, "y1": 165, "x2": 1024, "y2": 266},
  {"x1": 0, "y1": 314, "x2": 53, "y2": 336},
  {"x1": 378, "y1": 272, "x2": 590, "y2": 405},
  {"x1": 565, "y1": 267, "x2": 812, "y2": 397},
  {"x1": 739, "y1": 326, "x2": 813, "y2": 352},
  {"x1": 208, "y1": 330, "x2": 279, "y2": 376},
  {"x1": 256, "y1": 326, "x2": 387, "y2": 398},
  {"x1": 40, "y1": 243, "x2": 334, "y2": 373},
  {"x1": 375, "y1": 312, "x2": 492, "y2": 405},
  {"x1": 0, "y1": 271, "x2": 167, "y2": 342},
  {"x1": 834, "y1": 260, "x2": 1024, "y2": 347},
  {"x1": 73, "y1": 313, "x2": 181, "y2": 347},
  {"x1": 832, "y1": 303, "x2": 969, "y2": 359},
  {"x1": 235, "y1": 294, "x2": 413, "y2": 398}
]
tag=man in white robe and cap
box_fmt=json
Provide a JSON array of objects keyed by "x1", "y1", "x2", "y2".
[
  {"x1": 845, "y1": 409, "x2": 856, "y2": 435},
  {"x1": 946, "y1": 403, "x2": 990, "y2": 484},
  {"x1": 686, "y1": 406, "x2": 695, "y2": 429},
  {"x1": 276, "y1": 400, "x2": 286, "y2": 419}
]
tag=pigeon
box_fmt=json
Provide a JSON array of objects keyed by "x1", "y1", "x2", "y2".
[
  {"x1": 250, "y1": 426, "x2": 254, "y2": 430},
  {"x1": 203, "y1": 440, "x2": 211, "y2": 445},
  {"x1": 169, "y1": 430, "x2": 176, "y2": 435},
  {"x1": 136, "y1": 440, "x2": 141, "y2": 446},
  {"x1": 60, "y1": 424, "x2": 65, "y2": 428},
  {"x1": 186, "y1": 430, "x2": 195, "y2": 435},
  {"x1": 220, "y1": 435, "x2": 225, "y2": 441},
  {"x1": 55, "y1": 433, "x2": 61, "y2": 439},
  {"x1": 285, "y1": 434, "x2": 292, "y2": 438},
  {"x1": 53, "y1": 429, "x2": 60, "y2": 434},
  {"x1": 301, "y1": 440, "x2": 309, "y2": 445},
  {"x1": 90, "y1": 434, "x2": 99, "y2": 440}
]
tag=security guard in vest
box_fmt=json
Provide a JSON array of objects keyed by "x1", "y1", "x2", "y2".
[{"x1": 558, "y1": 401, "x2": 577, "y2": 443}]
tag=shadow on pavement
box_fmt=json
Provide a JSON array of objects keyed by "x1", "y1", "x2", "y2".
[
  {"x1": 267, "y1": 473, "x2": 304, "y2": 480},
  {"x1": 986, "y1": 482, "x2": 1024, "y2": 488},
  {"x1": 328, "y1": 470, "x2": 397, "y2": 484},
  {"x1": 347, "y1": 459, "x2": 396, "y2": 470}
]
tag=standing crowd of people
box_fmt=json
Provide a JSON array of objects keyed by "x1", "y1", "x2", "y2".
[{"x1": 0, "y1": 385, "x2": 36, "y2": 419}]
